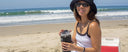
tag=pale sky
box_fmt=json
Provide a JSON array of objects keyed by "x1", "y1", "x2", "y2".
[{"x1": 0, "y1": 0, "x2": 128, "y2": 10}]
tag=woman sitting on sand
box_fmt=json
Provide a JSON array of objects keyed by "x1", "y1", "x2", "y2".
[{"x1": 60, "y1": 0, "x2": 101, "y2": 52}]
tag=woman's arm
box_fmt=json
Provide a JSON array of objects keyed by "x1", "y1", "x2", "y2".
[{"x1": 89, "y1": 21, "x2": 101, "y2": 52}]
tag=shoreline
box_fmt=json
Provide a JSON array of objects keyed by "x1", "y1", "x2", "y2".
[{"x1": 0, "y1": 19, "x2": 128, "y2": 27}]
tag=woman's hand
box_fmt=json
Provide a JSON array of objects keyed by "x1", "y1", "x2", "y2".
[{"x1": 62, "y1": 42, "x2": 77, "y2": 51}]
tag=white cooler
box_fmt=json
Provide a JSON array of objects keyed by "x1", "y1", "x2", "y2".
[{"x1": 101, "y1": 37, "x2": 120, "y2": 52}]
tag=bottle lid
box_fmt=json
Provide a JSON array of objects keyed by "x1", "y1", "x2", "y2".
[{"x1": 61, "y1": 30, "x2": 70, "y2": 37}]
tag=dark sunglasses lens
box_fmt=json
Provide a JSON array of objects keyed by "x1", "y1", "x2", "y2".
[
  {"x1": 76, "y1": 3, "x2": 88, "y2": 7},
  {"x1": 82, "y1": 3, "x2": 88, "y2": 7},
  {"x1": 76, "y1": 3, "x2": 81, "y2": 7}
]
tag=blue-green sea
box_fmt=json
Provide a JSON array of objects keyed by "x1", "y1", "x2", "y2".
[{"x1": 0, "y1": 6, "x2": 128, "y2": 26}]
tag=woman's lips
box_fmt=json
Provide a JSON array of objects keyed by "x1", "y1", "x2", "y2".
[{"x1": 79, "y1": 9, "x2": 85, "y2": 14}]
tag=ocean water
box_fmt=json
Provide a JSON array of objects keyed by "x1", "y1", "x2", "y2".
[{"x1": 0, "y1": 6, "x2": 128, "y2": 26}]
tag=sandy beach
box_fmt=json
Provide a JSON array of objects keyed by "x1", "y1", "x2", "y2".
[{"x1": 0, "y1": 20, "x2": 128, "y2": 52}]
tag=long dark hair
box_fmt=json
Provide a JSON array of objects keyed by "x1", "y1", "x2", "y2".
[{"x1": 73, "y1": 1, "x2": 100, "y2": 25}]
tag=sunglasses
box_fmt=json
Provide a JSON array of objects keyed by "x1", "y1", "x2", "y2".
[{"x1": 75, "y1": 3, "x2": 89, "y2": 7}]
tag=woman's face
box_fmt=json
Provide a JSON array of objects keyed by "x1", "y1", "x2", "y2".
[{"x1": 76, "y1": 1, "x2": 90, "y2": 17}]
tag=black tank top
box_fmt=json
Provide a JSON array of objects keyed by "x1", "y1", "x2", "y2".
[{"x1": 76, "y1": 22, "x2": 91, "y2": 38}]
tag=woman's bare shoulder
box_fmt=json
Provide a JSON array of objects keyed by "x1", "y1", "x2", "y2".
[{"x1": 89, "y1": 21, "x2": 100, "y2": 28}]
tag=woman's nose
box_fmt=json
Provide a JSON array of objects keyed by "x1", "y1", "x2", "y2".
[{"x1": 80, "y1": 5, "x2": 84, "y2": 8}]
